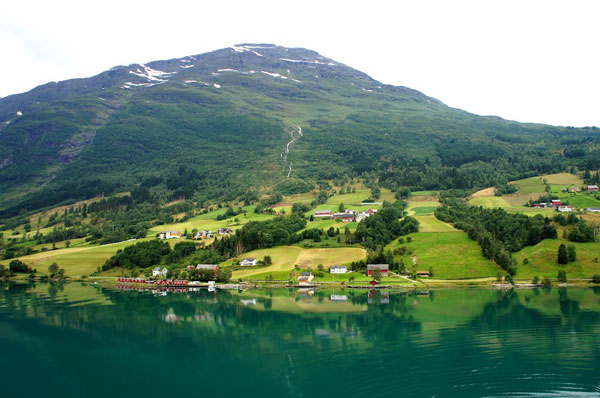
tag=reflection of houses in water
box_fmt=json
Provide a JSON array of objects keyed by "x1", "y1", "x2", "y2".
[
  {"x1": 330, "y1": 294, "x2": 348, "y2": 302},
  {"x1": 240, "y1": 298, "x2": 257, "y2": 306},
  {"x1": 164, "y1": 308, "x2": 178, "y2": 323},
  {"x1": 298, "y1": 289, "x2": 314, "y2": 298},
  {"x1": 368, "y1": 290, "x2": 389, "y2": 305},
  {"x1": 315, "y1": 328, "x2": 360, "y2": 339}
]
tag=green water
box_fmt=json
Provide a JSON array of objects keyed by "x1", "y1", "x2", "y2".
[{"x1": 1, "y1": 283, "x2": 600, "y2": 397}]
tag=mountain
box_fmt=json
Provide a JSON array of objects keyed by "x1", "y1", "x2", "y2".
[{"x1": 0, "y1": 43, "x2": 599, "y2": 217}]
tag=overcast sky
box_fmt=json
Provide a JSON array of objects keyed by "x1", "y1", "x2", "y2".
[{"x1": 1, "y1": 0, "x2": 599, "y2": 126}]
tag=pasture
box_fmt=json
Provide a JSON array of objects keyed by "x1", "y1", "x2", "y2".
[
  {"x1": 513, "y1": 238, "x2": 600, "y2": 279},
  {"x1": 414, "y1": 216, "x2": 457, "y2": 232},
  {"x1": 231, "y1": 246, "x2": 366, "y2": 279},
  {"x1": 0, "y1": 238, "x2": 149, "y2": 277},
  {"x1": 387, "y1": 232, "x2": 501, "y2": 279}
]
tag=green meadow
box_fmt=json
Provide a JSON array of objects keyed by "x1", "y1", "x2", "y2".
[{"x1": 386, "y1": 232, "x2": 501, "y2": 279}]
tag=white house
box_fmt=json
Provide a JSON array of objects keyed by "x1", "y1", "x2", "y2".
[
  {"x1": 585, "y1": 207, "x2": 600, "y2": 213},
  {"x1": 241, "y1": 258, "x2": 258, "y2": 266},
  {"x1": 158, "y1": 231, "x2": 182, "y2": 239},
  {"x1": 329, "y1": 265, "x2": 348, "y2": 274},
  {"x1": 152, "y1": 267, "x2": 168, "y2": 277},
  {"x1": 558, "y1": 205, "x2": 573, "y2": 213}
]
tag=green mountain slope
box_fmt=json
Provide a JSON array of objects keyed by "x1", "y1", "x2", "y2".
[{"x1": 1, "y1": 43, "x2": 599, "y2": 216}]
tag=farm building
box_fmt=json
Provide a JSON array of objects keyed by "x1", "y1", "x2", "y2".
[
  {"x1": 416, "y1": 270, "x2": 431, "y2": 277},
  {"x1": 570, "y1": 187, "x2": 580, "y2": 193},
  {"x1": 241, "y1": 258, "x2": 258, "y2": 266},
  {"x1": 196, "y1": 264, "x2": 219, "y2": 272},
  {"x1": 585, "y1": 207, "x2": 600, "y2": 213},
  {"x1": 551, "y1": 200, "x2": 561, "y2": 207},
  {"x1": 314, "y1": 210, "x2": 333, "y2": 219},
  {"x1": 217, "y1": 227, "x2": 233, "y2": 235},
  {"x1": 158, "y1": 231, "x2": 182, "y2": 239},
  {"x1": 367, "y1": 264, "x2": 389, "y2": 276},
  {"x1": 330, "y1": 265, "x2": 348, "y2": 274},
  {"x1": 586, "y1": 185, "x2": 599, "y2": 192},
  {"x1": 342, "y1": 214, "x2": 355, "y2": 222},
  {"x1": 298, "y1": 272, "x2": 314, "y2": 286},
  {"x1": 152, "y1": 267, "x2": 168, "y2": 277}
]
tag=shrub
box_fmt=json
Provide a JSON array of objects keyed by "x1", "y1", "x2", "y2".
[
  {"x1": 557, "y1": 244, "x2": 568, "y2": 265},
  {"x1": 557, "y1": 270, "x2": 567, "y2": 283},
  {"x1": 592, "y1": 274, "x2": 600, "y2": 284},
  {"x1": 9, "y1": 259, "x2": 32, "y2": 273},
  {"x1": 542, "y1": 276, "x2": 552, "y2": 287}
]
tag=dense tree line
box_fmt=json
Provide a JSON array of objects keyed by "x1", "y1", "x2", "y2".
[
  {"x1": 354, "y1": 202, "x2": 417, "y2": 249},
  {"x1": 212, "y1": 215, "x2": 307, "y2": 258}
]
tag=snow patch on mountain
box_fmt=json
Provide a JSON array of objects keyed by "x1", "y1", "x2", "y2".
[
  {"x1": 213, "y1": 84, "x2": 221, "y2": 88},
  {"x1": 280, "y1": 58, "x2": 336, "y2": 66},
  {"x1": 180, "y1": 64, "x2": 194, "y2": 69},
  {"x1": 261, "y1": 71, "x2": 288, "y2": 80},
  {"x1": 129, "y1": 64, "x2": 176, "y2": 82},
  {"x1": 16, "y1": 111, "x2": 22, "y2": 116}
]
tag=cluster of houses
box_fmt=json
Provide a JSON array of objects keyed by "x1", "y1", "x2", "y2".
[
  {"x1": 532, "y1": 199, "x2": 573, "y2": 212},
  {"x1": 158, "y1": 227, "x2": 233, "y2": 240},
  {"x1": 313, "y1": 208, "x2": 377, "y2": 223}
]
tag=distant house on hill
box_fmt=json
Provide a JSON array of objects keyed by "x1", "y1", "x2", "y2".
[
  {"x1": 558, "y1": 205, "x2": 573, "y2": 213},
  {"x1": 217, "y1": 227, "x2": 233, "y2": 235},
  {"x1": 241, "y1": 258, "x2": 258, "y2": 266},
  {"x1": 193, "y1": 230, "x2": 213, "y2": 240},
  {"x1": 329, "y1": 265, "x2": 348, "y2": 274},
  {"x1": 586, "y1": 185, "x2": 599, "y2": 192},
  {"x1": 153, "y1": 267, "x2": 168, "y2": 277},
  {"x1": 416, "y1": 270, "x2": 431, "y2": 277},
  {"x1": 551, "y1": 200, "x2": 561, "y2": 207},
  {"x1": 314, "y1": 210, "x2": 333, "y2": 219},
  {"x1": 585, "y1": 207, "x2": 600, "y2": 213},
  {"x1": 158, "y1": 231, "x2": 182, "y2": 239},
  {"x1": 367, "y1": 264, "x2": 389, "y2": 276},
  {"x1": 570, "y1": 186, "x2": 580, "y2": 193}
]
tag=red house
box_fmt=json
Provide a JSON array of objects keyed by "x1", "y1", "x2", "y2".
[
  {"x1": 551, "y1": 200, "x2": 561, "y2": 207},
  {"x1": 367, "y1": 264, "x2": 389, "y2": 276},
  {"x1": 586, "y1": 185, "x2": 599, "y2": 192},
  {"x1": 314, "y1": 210, "x2": 333, "y2": 218}
]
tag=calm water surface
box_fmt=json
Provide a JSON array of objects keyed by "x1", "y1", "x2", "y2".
[{"x1": 1, "y1": 282, "x2": 600, "y2": 397}]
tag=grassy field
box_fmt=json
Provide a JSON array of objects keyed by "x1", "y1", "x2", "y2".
[
  {"x1": 469, "y1": 196, "x2": 512, "y2": 208},
  {"x1": 513, "y1": 238, "x2": 600, "y2": 279},
  {"x1": 543, "y1": 173, "x2": 583, "y2": 185},
  {"x1": 231, "y1": 246, "x2": 366, "y2": 279},
  {"x1": 511, "y1": 176, "x2": 547, "y2": 194},
  {"x1": 414, "y1": 216, "x2": 457, "y2": 232},
  {"x1": 567, "y1": 195, "x2": 600, "y2": 208},
  {"x1": 407, "y1": 199, "x2": 440, "y2": 217},
  {"x1": 386, "y1": 232, "x2": 501, "y2": 279},
  {"x1": 0, "y1": 238, "x2": 149, "y2": 277}
]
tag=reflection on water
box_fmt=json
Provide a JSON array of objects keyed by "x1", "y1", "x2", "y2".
[{"x1": 1, "y1": 282, "x2": 600, "y2": 397}]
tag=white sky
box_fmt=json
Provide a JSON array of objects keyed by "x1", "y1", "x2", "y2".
[{"x1": 1, "y1": 0, "x2": 599, "y2": 127}]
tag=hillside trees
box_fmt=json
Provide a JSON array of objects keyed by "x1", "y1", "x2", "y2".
[{"x1": 435, "y1": 198, "x2": 557, "y2": 275}]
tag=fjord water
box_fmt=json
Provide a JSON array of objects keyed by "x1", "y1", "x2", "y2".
[{"x1": 1, "y1": 283, "x2": 599, "y2": 397}]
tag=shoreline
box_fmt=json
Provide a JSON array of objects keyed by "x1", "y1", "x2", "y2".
[{"x1": 3, "y1": 275, "x2": 600, "y2": 290}]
